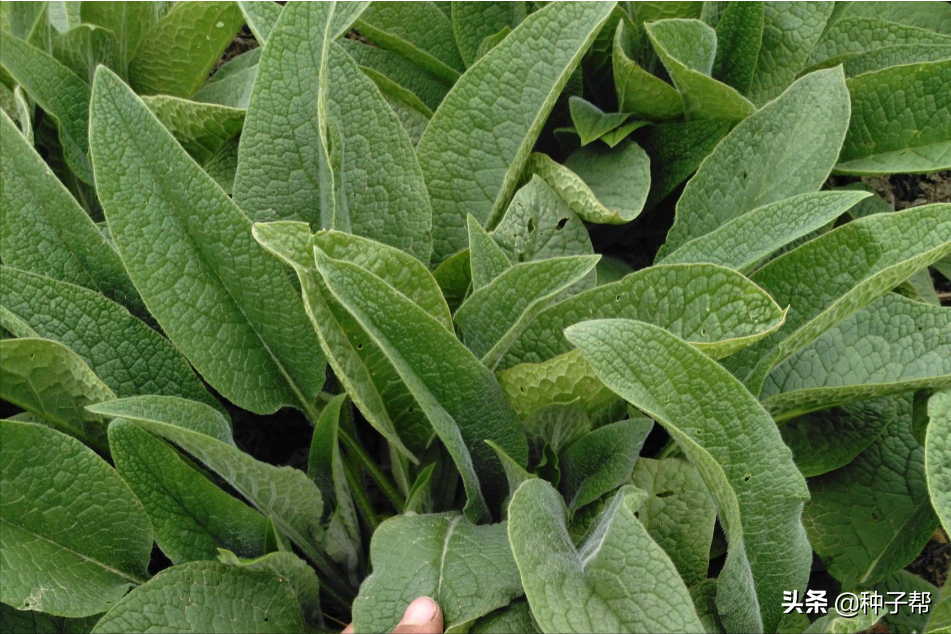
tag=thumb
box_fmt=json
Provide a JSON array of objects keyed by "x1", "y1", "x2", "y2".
[{"x1": 391, "y1": 597, "x2": 443, "y2": 634}]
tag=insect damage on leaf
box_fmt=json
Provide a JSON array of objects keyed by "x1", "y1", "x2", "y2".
[{"x1": 2, "y1": 2, "x2": 949, "y2": 633}]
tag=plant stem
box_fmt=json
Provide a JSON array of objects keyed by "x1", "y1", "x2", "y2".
[
  {"x1": 339, "y1": 429, "x2": 406, "y2": 513},
  {"x1": 342, "y1": 458, "x2": 380, "y2": 532}
]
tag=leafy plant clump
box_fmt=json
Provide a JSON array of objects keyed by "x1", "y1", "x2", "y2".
[{"x1": 1, "y1": 1, "x2": 950, "y2": 633}]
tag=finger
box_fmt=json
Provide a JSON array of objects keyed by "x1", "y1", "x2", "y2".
[
  {"x1": 391, "y1": 597, "x2": 443, "y2": 634},
  {"x1": 342, "y1": 623, "x2": 354, "y2": 633}
]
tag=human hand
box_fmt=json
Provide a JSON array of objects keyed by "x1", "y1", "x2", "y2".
[{"x1": 343, "y1": 597, "x2": 443, "y2": 634}]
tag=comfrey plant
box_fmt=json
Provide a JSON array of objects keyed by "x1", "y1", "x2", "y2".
[{"x1": 1, "y1": 1, "x2": 950, "y2": 633}]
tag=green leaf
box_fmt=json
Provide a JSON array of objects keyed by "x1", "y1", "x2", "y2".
[
  {"x1": 237, "y1": 0, "x2": 282, "y2": 43},
  {"x1": 732, "y1": 203, "x2": 951, "y2": 394},
  {"x1": 90, "y1": 561, "x2": 305, "y2": 634},
  {"x1": 631, "y1": 457, "x2": 718, "y2": 587},
  {"x1": 0, "y1": 266, "x2": 219, "y2": 410},
  {"x1": 509, "y1": 480, "x2": 705, "y2": 634},
  {"x1": 51, "y1": 24, "x2": 117, "y2": 85},
  {"x1": 79, "y1": 2, "x2": 166, "y2": 78},
  {"x1": 566, "y1": 320, "x2": 811, "y2": 634},
  {"x1": 868, "y1": 570, "x2": 938, "y2": 634},
  {"x1": 0, "y1": 604, "x2": 99, "y2": 634},
  {"x1": 803, "y1": 396, "x2": 938, "y2": 586},
  {"x1": 0, "y1": 33, "x2": 93, "y2": 182},
  {"x1": 522, "y1": 401, "x2": 592, "y2": 454},
  {"x1": 781, "y1": 396, "x2": 900, "y2": 477},
  {"x1": 925, "y1": 389, "x2": 951, "y2": 536},
  {"x1": 455, "y1": 255, "x2": 600, "y2": 369},
  {"x1": 108, "y1": 419, "x2": 266, "y2": 564},
  {"x1": 307, "y1": 394, "x2": 361, "y2": 580},
  {"x1": 568, "y1": 96, "x2": 630, "y2": 146},
  {"x1": 646, "y1": 19, "x2": 755, "y2": 121},
  {"x1": 612, "y1": 20, "x2": 684, "y2": 121},
  {"x1": 468, "y1": 214, "x2": 512, "y2": 291},
  {"x1": 660, "y1": 67, "x2": 850, "y2": 258},
  {"x1": 452, "y1": 2, "x2": 526, "y2": 68},
  {"x1": 807, "y1": 17, "x2": 951, "y2": 76},
  {"x1": 833, "y1": 1, "x2": 951, "y2": 35},
  {"x1": 469, "y1": 601, "x2": 540, "y2": 634},
  {"x1": 528, "y1": 141, "x2": 651, "y2": 225},
  {"x1": 217, "y1": 549, "x2": 321, "y2": 625},
  {"x1": 252, "y1": 222, "x2": 445, "y2": 458},
  {"x1": 234, "y1": 3, "x2": 432, "y2": 262},
  {"x1": 0, "y1": 338, "x2": 114, "y2": 448},
  {"x1": 128, "y1": 1, "x2": 244, "y2": 98},
  {"x1": 192, "y1": 50, "x2": 258, "y2": 109},
  {"x1": 90, "y1": 403, "x2": 341, "y2": 591},
  {"x1": 0, "y1": 112, "x2": 140, "y2": 313},
  {"x1": 747, "y1": 2, "x2": 834, "y2": 104},
  {"x1": 836, "y1": 60, "x2": 951, "y2": 175},
  {"x1": 492, "y1": 177, "x2": 595, "y2": 279},
  {"x1": 89, "y1": 395, "x2": 234, "y2": 444},
  {"x1": 312, "y1": 246, "x2": 528, "y2": 522},
  {"x1": 0, "y1": 421, "x2": 151, "y2": 617},
  {"x1": 711, "y1": 1, "x2": 764, "y2": 95},
  {"x1": 420, "y1": 1, "x2": 616, "y2": 263},
  {"x1": 498, "y1": 350, "x2": 620, "y2": 419},
  {"x1": 355, "y1": 1, "x2": 463, "y2": 84},
  {"x1": 90, "y1": 67, "x2": 325, "y2": 416},
  {"x1": 559, "y1": 418, "x2": 653, "y2": 512},
  {"x1": 761, "y1": 294, "x2": 951, "y2": 420},
  {"x1": 803, "y1": 607, "x2": 881, "y2": 634},
  {"x1": 141, "y1": 95, "x2": 244, "y2": 165},
  {"x1": 659, "y1": 191, "x2": 870, "y2": 272},
  {"x1": 503, "y1": 263, "x2": 787, "y2": 368},
  {"x1": 352, "y1": 514, "x2": 523, "y2": 633},
  {"x1": 340, "y1": 38, "x2": 449, "y2": 112}
]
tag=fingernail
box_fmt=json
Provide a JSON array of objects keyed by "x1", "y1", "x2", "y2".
[{"x1": 401, "y1": 597, "x2": 437, "y2": 626}]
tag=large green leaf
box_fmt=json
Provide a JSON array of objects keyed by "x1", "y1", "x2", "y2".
[
  {"x1": 468, "y1": 215, "x2": 512, "y2": 291},
  {"x1": 355, "y1": 1, "x2": 463, "y2": 83},
  {"x1": 834, "y1": 1, "x2": 951, "y2": 34},
  {"x1": 89, "y1": 67, "x2": 324, "y2": 416},
  {"x1": 0, "y1": 33, "x2": 93, "y2": 183},
  {"x1": 710, "y1": 1, "x2": 763, "y2": 95},
  {"x1": 747, "y1": 2, "x2": 833, "y2": 104},
  {"x1": 631, "y1": 457, "x2": 717, "y2": 587},
  {"x1": 0, "y1": 338, "x2": 114, "y2": 448},
  {"x1": 233, "y1": 2, "x2": 431, "y2": 261},
  {"x1": 79, "y1": 2, "x2": 166, "y2": 78},
  {"x1": 312, "y1": 246, "x2": 527, "y2": 521},
  {"x1": 0, "y1": 421, "x2": 151, "y2": 617},
  {"x1": 0, "y1": 113, "x2": 140, "y2": 312},
  {"x1": 925, "y1": 389, "x2": 951, "y2": 536},
  {"x1": 731, "y1": 203, "x2": 951, "y2": 393},
  {"x1": 567, "y1": 320, "x2": 811, "y2": 634},
  {"x1": 51, "y1": 24, "x2": 117, "y2": 85},
  {"x1": 761, "y1": 294, "x2": 951, "y2": 420},
  {"x1": 660, "y1": 67, "x2": 850, "y2": 257},
  {"x1": 659, "y1": 191, "x2": 869, "y2": 273},
  {"x1": 340, "y1": 37, "x2": 449, "y2": 112},
  {"x1": 90, "y1": 562, "x2": 304, "y2": 634},
  {"x1": 128, "y1": 1, "x2": 244, "y2": 98},
  {"x1": 237, "y1": 0, "x2": 282, "y2": 43},
  {"x1": 503, "y1": 263, "x2": 787, "y2": 368},
  {"x1": 0, "y1": 604, "x2": 99, "y2": 634},
  {"x1": 803, "y1": 396, "x2": 938, "y2": 586},
  {"x1": 420, "y1": 1, "x2": 615, "y2": 263},
  {"x1": 836, "y1": 60, "x2": 951, "y2": 175},
  {"x1": 0, "y1": 266, "x2": 218, "y2": 410},
  {"x1": 352, "y1": 515, "x2": 522, "y2": 633},
  {"x1": 528, "y1": 141, "x2": 651, "y2": 225},
  {"x1": 252, "y1": 222, "x2": 444, "y2": 459},
  {"x1": 612, "y1": 20, "x2": 684, "y2": 121},
  {"x1": 90, "y1": 395, "x2": 234, "y2": 444},
  {"x1": 455, "y1": 255, "x2": 599, "y2": 369},
  {"x1": 645, "y1": 19, "x2": 754, "y2": 121},
  {"x1": 109, "y1": 419, "x2": 266, "y2": 564},
  {"x1": 217, "y1": 549, "x2": 321, "y2": 625},
  {"x1": 508, "y1": 480, "x2": 705, "y2": 634},
  {"x1": 559, "y1": 418, "x2": 653, "y2": 512},
  {"x1": 452, "y1": 2, "x2": 526, "y2": 68},
  {"x1": 141, "y1": 95, "x2": 244, "y2": 165}
]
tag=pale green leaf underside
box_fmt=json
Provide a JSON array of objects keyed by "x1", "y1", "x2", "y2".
[
  {"x1": 90, "y1": 395, "x2": 233, "y2": 445},
  {"x1": 509, "y1": 481, "x2": 705, "y2": 634},
  {"x1": 0, "y1": 421, "x2": 151, "y2": 617},
  {"x1": 90, "y1": 67, "x2": 324, "y2": 416},
  {"x1": 925, "y1": 390, "x2": 951, "y2": 537},
  {"x1": 353, "y1": 514, "x2": 522, "y2": 633},
  {"x1": 567, "y1": 320, "x2": 811, "y2": 634},
  {"x1": 90, "y1": 562, "x2": 304, "y2": 634}
]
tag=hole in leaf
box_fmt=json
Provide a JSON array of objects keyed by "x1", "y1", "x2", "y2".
[{"x1": 556, "y1": 217, "x2": 568, "y2": 230}]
